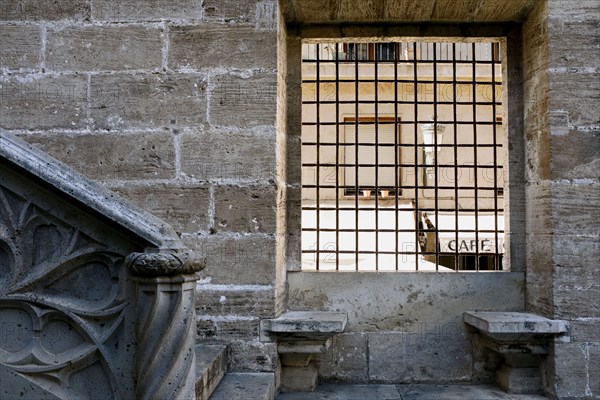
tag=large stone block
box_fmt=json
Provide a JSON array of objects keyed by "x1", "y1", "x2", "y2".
[
  {"x1": 554, "y1": 342, "x2": 590, "y2": 398},
  {"x1": 89, "y1": 73, "x2": 207, "y2": 130},
  {"x1": 0, "y1": 25, "x2": 41, "y2": 71},
  {"x1": 112, "y1": 183, "x2": 210, "y2": 233},
  {"x1": 202, "y1": 0, "x2": 260, "y2": 23},
  {"x1": 570, "y1": 320, "x2": 600, "y2": 342},
  {"x1": 0, "y1": 74, "x2": 87, "y2": 130},
  {"x1": 554, "y1": 286, "x2": 600, "y2": 319},
  {"x1": 209, "y1": 72, "x2": 276, "y2": 128},
  {"x1": 551, "y1": 182, "x2": 600, "y2": 237},
  {"x1": 180, "y1": 128, "x2": 276, "y2": 182},
  {"x1": 195, "y1": 285, "x2": 275, "y2": 318},
  {"x1": 548, "y1": 19, "x2": 600, "y2": 69},
  {"x1": 525, "y1": 182, "x2": 553, "y2": 235},
  {"x1": 92, "y1": 0, "x2": 203, "y2": 22},
  {"x1": 197, "y1": 316, "x2": 261, "y2": 342},
  {"x1": 227, "y1": 339, "x2": 277, "y2": 372},
  {"x1": 169, "y1": 25, "x2": 276, "y2": 70},
  {"x1": 0, "y1": 0, "x2": 89, "y2": 21},
  {"x1": 591, "y1": 343, "x2": 600, "y2": 397},
  {"x1": 549, "y1": 71, "x2": 600, "y2": 126},
  {"x1": 316, "y1": 333, "x2": 368, "y2": 383},
  {"x1": 548, "y1": 0, "x2": 600, "y2": 22},
  {"x1": 367, "y1": 329, "x2": 472, "y2": 383},
  {"x1": 550, "y1": 130, "x2": 600, "y2": 180},
  {"x1": 191, "y1": 234, "x2": 276, "y2": 285},
  {"x1": 213, "y1": 185, "x2": 277, "y2": 233},
  {"x1": 22, "y1": 132, "x2": 176, "y2": 180},
  {"x1": 46, "y1": 26, "x2": 162, "y2": 71}
]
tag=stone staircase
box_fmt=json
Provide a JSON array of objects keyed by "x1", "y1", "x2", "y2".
[{"x1": 195, "y1": 344, "x2": 275, "y2": 400}]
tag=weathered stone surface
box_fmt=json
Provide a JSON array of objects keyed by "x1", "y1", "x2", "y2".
[
  {"x1": 0, "y1": 74, "x2": 87, "y2": 130},
  {"x1": 170, "y1": 25, "x2": 276, "y2": 70},
  {"x1": 283, "y1": 0, "x2": 535, "y2": 23},
  {"x1": 127, "y1": 250, "x2": 205, "y2": 275},
  {"x1": 368, "y1": 329, "x2": 472, "y2": 383},
  {"x1": 0, "y1": 131, "x2": 181, "y2": 247},
  {"x1": 550, "y1": 130, "x2": 600, "y2": 180},
  {"x1": 554, "y1": 263, "x2": 600, "y2": 288},
  {"x1": 590, "y1": 343, "x2": 600, "y2": 397},
  {"x1": 554, "y1": 286, "x2": 600, "y2": 319},
  {"x1": 112, "y1": 183, "x2": 210, "y2": 233},
  {"x1": 281, "y1": 363, "x2": 318, "y2": 392},
  {"x1": 316, "y1": 333, "x2": 369, "y2": 383},
  {"x1": 213, "y1": 185, "x2": 277, "y2": 233},
  {"x1": 0, "y1": 0, "x2": 90, "y2": 21},
  {"x1": 288, "y1": 272, "x2": 525, "y2": 332},
  {"x1": 525, "y1": 182, "x2": 552, "y2": 235},
  {"x1": 570, "y1": 320, "x2": 600, "y2": 342},
  {"x1": 209, "y1": 72, "x2": 277, "y2": 128},
  {"x1": 548, "y1": 19, "x2": 600, "y2": 69},
  {"x1": 195, "y1": 344, "x2": 227, "y2": 400},
  {"x1": 132, "y1": 275, "x2": 198, "y2": 400},
  {"x1": 92, "y1": 0, "x2": 203, "y2": 21},
  {"x1": 227, "y1": 340, "x2": 278, "y2": 372},
  {"x1": 288, "y1": 272, "x2": 523, "y2": 382},
  {"x1": 22, "y1": 132, "x2": 176, "y2": 180},
  {"x1": 89, "y1": 73, "x2": 207, "y2": 130},
  {"x1": 0, "y1": 131, "x2": 197, "y2": 400},
  {"x1": 0, "y1": 25, "x2": 41, "y2": 70},
  {"x1": 496, "y1": 365, "x2": 542, "y2": 394},
  {"x1": 552, "y1": 182, "x2": 600, "y2": 236},
  {"x1": 202, "y1": 0, "x2": 259, "y2": 23},
  {"x1": 210, "y1": 372, "x2": 275, "y2": 400},
  {"x1": 263, "y1": 311, "x2": 347, "y2": 334},
  {"x1": 192, "y1": 234, "x2": 276, "y2": 285},
  {"x1": 549, "y1": 71, "x2": 600, "y2": 127},
  {"x1": 46, "y1": 26, "x2": 162, "y2": 71},
  {"x1": 463, "y1": 312, "x2": 568, "y2": 335},
  {"x1": 554, "y1": 342, "x2": 590, "y2": 398},
  {"x1": 278, "y1": 383, "x2": 551, "y2": 399},
  {"x1": 196, "y1": 285, "x2": 275, "y2": 317},
  {"x1": 180, "y1": 128, "x2": 276, "y2": 182}
]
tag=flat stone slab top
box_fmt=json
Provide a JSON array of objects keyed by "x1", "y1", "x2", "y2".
[
  {"x1": 464, "y1": 312, "x2": 568, "y2": 335},
  {"x1": 265, "y1": 311, "x2": 348, "y2": 334}
]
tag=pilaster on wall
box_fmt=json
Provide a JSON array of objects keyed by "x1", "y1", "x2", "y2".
[
  {"x1": 523, "y1": 0, "x2": 600, "y2": 397},
  {"x1": 0, "y1": 0, "x2": 282, "y2": 373}
]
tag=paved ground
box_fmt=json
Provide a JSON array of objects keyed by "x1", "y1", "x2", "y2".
[{"x1": 277, "y1": 384, "x2": 548, "y2": 399}]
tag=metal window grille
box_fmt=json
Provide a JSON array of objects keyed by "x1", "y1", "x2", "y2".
[{"x1": 301, "y1": 41, "x2": 505, "y2": 272}]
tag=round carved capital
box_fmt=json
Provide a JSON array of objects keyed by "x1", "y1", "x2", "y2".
[{"x1": 126, "y1": 251, "x2": 205, "y2": 276}]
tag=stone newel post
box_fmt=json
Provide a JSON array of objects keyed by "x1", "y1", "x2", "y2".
[{"x1": 127, "y1": 250, "x2": 205, "y2": 400}]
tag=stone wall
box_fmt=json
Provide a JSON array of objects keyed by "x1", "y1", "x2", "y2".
[
  {"x1": 0, "y1": 0, "x2": 282, "y2": 373},
  {"x1": 288, "y1": 272, "x2": 524, "y2": 384},
  {"x1": 528, "y1": 0, "x2": 600, "y2": 397},
  {"x1": 1, "y1": 0, "x2": 598, "y2": 397}
]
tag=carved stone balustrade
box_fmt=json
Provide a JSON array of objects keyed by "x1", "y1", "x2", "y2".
[{"x1": 0, "y1": 131, "x2": 205, "y2": 400}]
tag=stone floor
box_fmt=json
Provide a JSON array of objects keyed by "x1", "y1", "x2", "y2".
[{"x1": 276, "y1": 384, "x2": 549, "y2": 399}]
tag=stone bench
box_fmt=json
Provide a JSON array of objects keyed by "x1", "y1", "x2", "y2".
[
  {"x1": 464, "y1": 311, "x2": 569, "y2": 394},
  {"x1": 261, "y1": 311, "x2": 347, "y2": 392}
]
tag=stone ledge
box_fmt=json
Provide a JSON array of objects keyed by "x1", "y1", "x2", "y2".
[
  {"x1": 262, "y1": 311, "x2": 348, "y2": 337},
  {"x1": 464, "y1": 311, "x2": 568, "y2": 338},
  {"x1": 464, "y1": 311, "x2": 569, "y2": 395}
]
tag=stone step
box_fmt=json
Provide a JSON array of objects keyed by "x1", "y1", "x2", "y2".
[
  {"x1": 195, "y1": 344, "x2": 228, "y2": 400},
  {"x1": 210, "y1": 372, "x2": 276, "y2": 400}
]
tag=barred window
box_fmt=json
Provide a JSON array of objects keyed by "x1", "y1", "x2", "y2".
[{"x1": 301, "y1": 41, "x2": 506, "y2": 271}]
